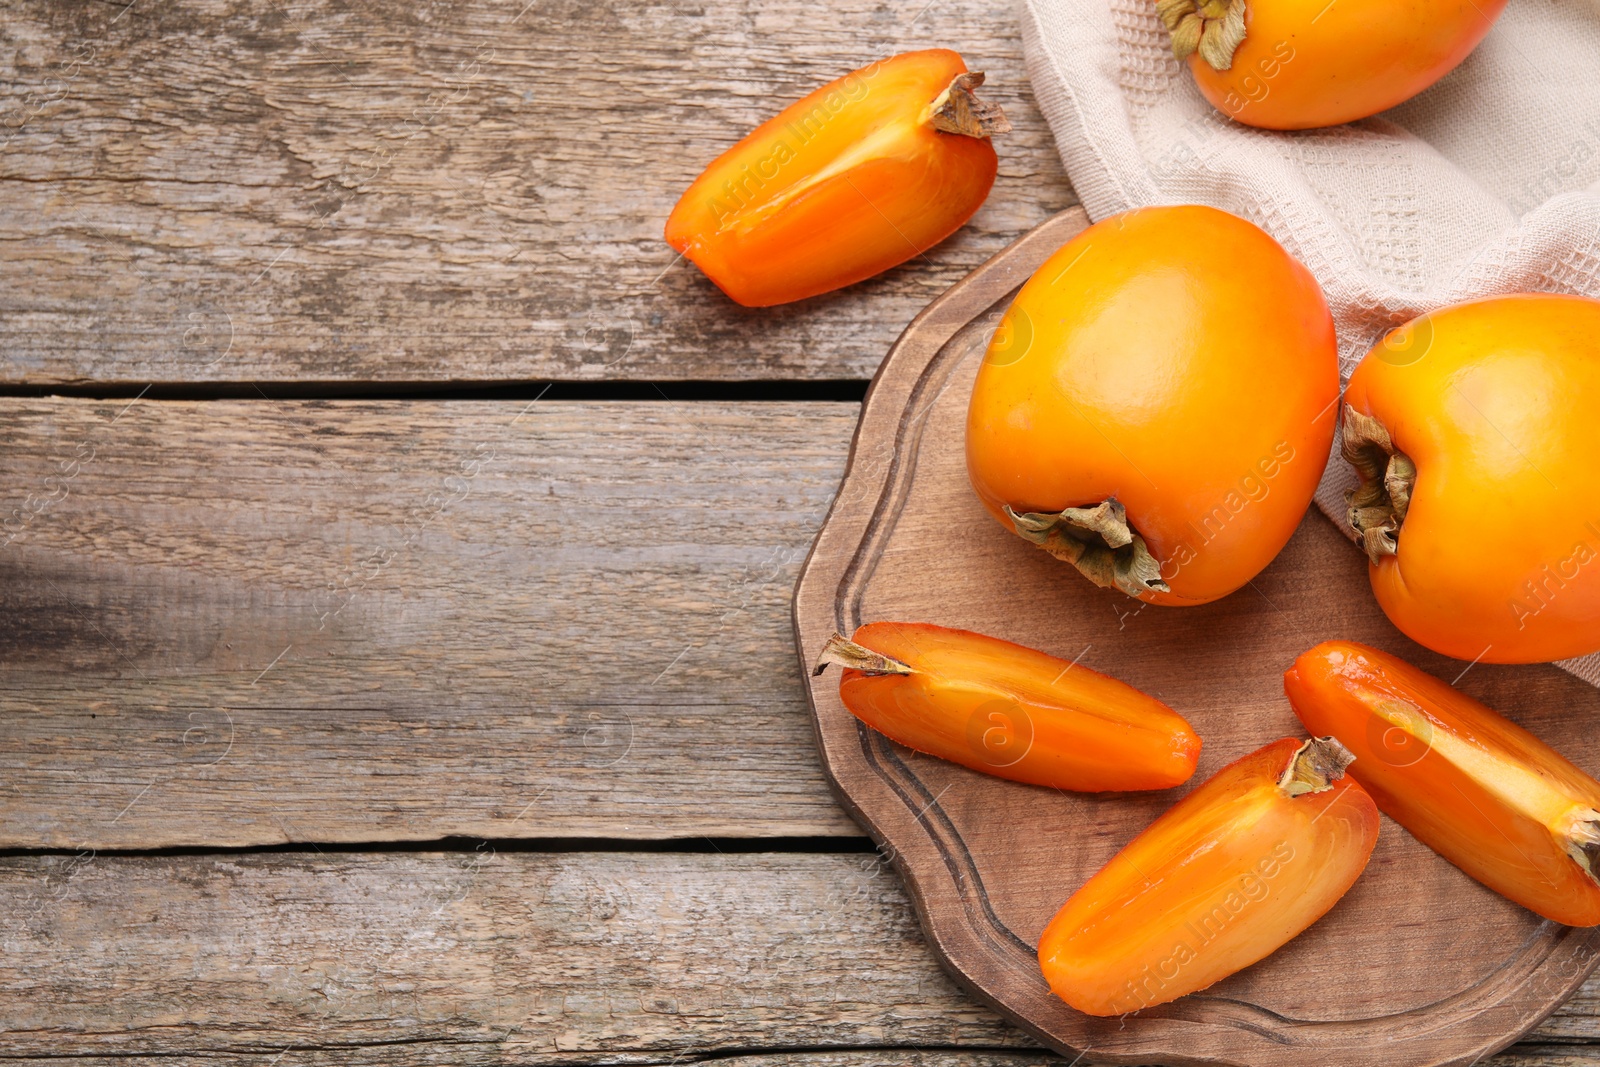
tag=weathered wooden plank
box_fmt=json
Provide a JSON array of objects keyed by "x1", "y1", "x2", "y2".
[
  {"x1": 0, "y1": 398, "x2": 863, "y2": 848},
  {"x1": 0, "y1": 850, "x2": 1593, "y2": 1064},
  {"x1": 1496, "y1": 1049, "x2": 1600, "y2": 1066},
  {"x1": 0, "y1": 1054, "x2": 1061, "y2": 1067},
  {"x1": 0, "y1": 851, "x2": 1030, "y2": 1061},
  {"x1": 622, "y1": 1059, "x2": 1070, "y2": 1067},
  {"x1": 0, "y1": 0, "x2": 1076, "y2": 385}
]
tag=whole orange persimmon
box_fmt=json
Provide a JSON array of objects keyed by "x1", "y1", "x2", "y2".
[
  {"x1": 1342, "y1": 295, "x2": 1600, "y2": 664},
  {"x1": 1158, "y1": 0, "x2": 1505, "y2": 130},
  {"x1": 966, "y1": 204, "x2": 1338, "y2": 606}
]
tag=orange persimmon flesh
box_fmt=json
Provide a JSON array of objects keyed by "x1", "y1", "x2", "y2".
[
  {"x1": 1286, "y1": 640, "x2": 1600, "y2": 926},
  {"x1": 664, "y1": 50, "x2": 1002, "y2": 307},
  {"x1": 816, "y1": 622, "x2": 1200, "y2": 792},
  {"x1": 1038, "y1": 737, "x2": 1378, "y2": 1015}
]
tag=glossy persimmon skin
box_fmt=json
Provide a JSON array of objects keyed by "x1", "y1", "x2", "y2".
[
  {"x1": 837, "y1": 622, "x2": 1201, "y2": 792},
  {"x1": 1038, "y1": 737, "x2": 1379, "y2": 1016},
  {"x1": 1344, "y1": 295, "x2": 1600, "y2": 664},
  {"x1": 965, "y1": 205, "x2": 1338, "y2": 605},
  {"x1": 664, "y1": 50, "x2": 997, "y2": 307},
  {"x1": 1192, "y1": 0, "x2": 1505, "y2": 130},
  {"x1": 1286, "y1": 640, "x2": 1600, "y2": 926}
]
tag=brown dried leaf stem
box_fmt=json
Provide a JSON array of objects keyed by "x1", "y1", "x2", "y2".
[
  {"x1": 812, "y1": 632, "x2": 913, "y2": 677},
  {"x1": 1342, "y1": 404, "x2": 1418, "y2": 565},
  {"x1": 1004, "y1": 498, "x2": 1169, "y2": 599},
  {"x1": 928, "y1": 72, "x2": 1011, "y2": 139},
  {"x1": 1278, "y1": 736, "x2": 1357, "y2": 798}
]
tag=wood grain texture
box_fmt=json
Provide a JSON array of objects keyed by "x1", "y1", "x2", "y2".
[
  {"x1": 0, "y1": 851, "x2": 1029, "y2": 1061},
  {"x1": 0, "y1": 0, "x2": 1075, "y2": 385},
  {"x1": 793, "y1": 208, "x2": 1600, "y2": 1066},
  {"x1": 1, "y1": 849, "x2": 1598, "y2": 1064},
  {"x1": 0, "y1": 397, "x2": 864, "y2": 847}
]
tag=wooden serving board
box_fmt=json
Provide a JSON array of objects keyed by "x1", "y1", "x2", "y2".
[{"x1": 792, "y1": 207, "x2": 1600, "y2": 1067}]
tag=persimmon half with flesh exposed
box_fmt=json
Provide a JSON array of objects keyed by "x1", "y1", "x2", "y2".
[
  {"x1": 1038, "y1": 736, "x2": 1379, "y2": 1015},
  {"x1": 1287, "y1": 640, "x2": 1600, "y2": 926},
  {"x1": 1158, "y1": 0, "x2": 1506, "y2": 130},
  {"x1": 664, "y1": 49, "x2": 1008, "y2": 307},
  {"x1": 813, "y1": 622, "x2": 1201, "y2": 792},
  {"x1": 966, "y1": 204, "x2": 1338, "y2": 606},
  {"x1": 1342, "y1": 294, "x2": 1600, "y2": 664}
]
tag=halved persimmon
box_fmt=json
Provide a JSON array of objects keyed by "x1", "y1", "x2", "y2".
[
  {"x1": 1038, "y1": 736, "x2": 1378, "y2": 1015},
  {"x1": 665, "y1": 50, "x2": 1007, "y2": 307},
  {"x1": 1287, "y1": 640, "x2": 1600, "y2": 926},
  {"x1": 814, "y1": 622, "x2": 1200, "y2": 792}
]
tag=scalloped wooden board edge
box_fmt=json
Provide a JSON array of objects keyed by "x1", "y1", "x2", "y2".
[{"x1": 792, "y1": 206, "x2": 1600, "y2": 1067}]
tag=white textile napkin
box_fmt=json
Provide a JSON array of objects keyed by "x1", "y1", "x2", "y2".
[{"x1": 1017, "y1": 0, "x2": 1600, "y2": 682}]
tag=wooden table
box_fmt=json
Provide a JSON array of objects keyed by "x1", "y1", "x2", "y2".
[{"x1": 0, "y1": 1, "x2": 1594, "y2": 1062}]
